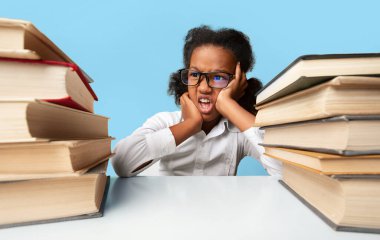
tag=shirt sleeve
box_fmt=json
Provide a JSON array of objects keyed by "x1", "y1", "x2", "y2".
[
  {"x1": 111, "y1": 112, "x2": 178, "y2": 177},
  {"x1": 242, "y1": 127, "x2": 283, "y2": 178}
]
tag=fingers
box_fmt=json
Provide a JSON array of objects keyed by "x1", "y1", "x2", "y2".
[
  {"x1": 180, "y1": 92, "x2": 195, "y2": 109},
  {"x1": 179, "y1": 94, "x2": 185, "y2": 106},
  {"x1": 235, "y1": 62, "x2": 248, "y2": 84},
  {"x1": 235, "y1": 62, "x2": 241, "y2": 82}
]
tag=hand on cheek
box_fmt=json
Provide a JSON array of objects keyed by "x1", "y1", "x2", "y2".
[
  {"x1": 216, "y1": 62, "x2": 247, "y2": 112},
  {"x1": 180, "y1": 92, "x2": 203, "y2": 131}
]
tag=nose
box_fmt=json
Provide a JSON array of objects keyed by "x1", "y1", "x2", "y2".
[{"x1": 198, "y1": 75, "x2": 212, "y2": 93}]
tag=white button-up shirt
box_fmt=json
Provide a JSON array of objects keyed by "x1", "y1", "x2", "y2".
[{"x1": 111, "y1": 111, "x2": 282, "y2": 177}]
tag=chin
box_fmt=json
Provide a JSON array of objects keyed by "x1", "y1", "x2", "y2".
[{"x1": 201, "y1": 113, "x2": 221, "y2": 123}]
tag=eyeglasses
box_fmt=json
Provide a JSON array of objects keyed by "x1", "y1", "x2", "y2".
[{"x1": 179, "y1": 69, "x2": 234, "y2": 89}]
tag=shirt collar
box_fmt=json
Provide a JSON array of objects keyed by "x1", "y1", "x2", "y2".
[{"x1": 205, "y1": 118, "x2": 240, "y2": 140}]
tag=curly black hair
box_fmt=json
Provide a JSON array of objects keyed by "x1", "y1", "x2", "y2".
[{"x1": 168, "y1": 25, "x2": 262, "y2": 115}]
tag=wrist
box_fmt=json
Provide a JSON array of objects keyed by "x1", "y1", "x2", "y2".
[
  {"x1": 183, "y1": 118, "x2": 202, "y2": 134},
  {"x1": 216, "y1": 96, "x2": 235, "y2": 117}
]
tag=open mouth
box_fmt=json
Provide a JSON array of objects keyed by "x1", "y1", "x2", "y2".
[{"x1": 198, "y1": 96, "x2": 213, "y2": 114}]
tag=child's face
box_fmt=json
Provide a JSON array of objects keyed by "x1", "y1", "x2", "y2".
[{"x1": 188, "y1": 45, "x2": 237, "y2": 123}]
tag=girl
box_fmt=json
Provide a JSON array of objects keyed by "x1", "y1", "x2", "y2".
[{"x1": 111, "y1": 26, "x2": 282, "y2": 177}]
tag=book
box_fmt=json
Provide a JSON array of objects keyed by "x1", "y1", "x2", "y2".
[
  {"x1": 0, "y1": 57, "x2": 97, "y2": 112},
  {"x1": 264, "y1": 147, "x2": 380, "y2": 175},
  {"x1": 261, "y1": 115, "x2": 380, "y2": 155},
  {"x1": 255, "y1": 76, "x2": 380, "y2": 127},
  {"x1": 0, "y1": 17, "x2": 93, "y2": 82},
  {"x1": 0, "y1": 100, "x2": 109, "y2": 142},
  {"x1": 0, "y1": 138, "x2": 112, "y2": 178},
  {"x1": 281, "y1": 163, "x2": 380, "y2": 233},
  {"x1": 256, "y1": 53, "x2": 380, "y2": 106},
  {"x1": 0, "y1": 162, "x2": 109, "y2": 228}
]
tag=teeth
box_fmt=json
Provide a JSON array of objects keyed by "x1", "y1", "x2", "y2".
[{"x1": 199, "y1": 98, "x2": 210, "y2": 103}]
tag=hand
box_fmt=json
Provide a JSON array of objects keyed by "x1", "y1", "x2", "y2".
[
  {"x1": 179, "y1": 92, "x2": 203, "y2": 132},
  {"x1": 216, "y1": 62, "x2": 247, "y2": 112}
]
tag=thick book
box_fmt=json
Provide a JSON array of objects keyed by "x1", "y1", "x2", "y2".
[
  {"x1": 255, "y1": 76, "x2": 380, "y2": 127},
  {"x1": 0, "y1": 17, "x2": 93, "y2": 83},
  {"x1": 0, "y1": 100, "x2": 109, "y2": 142},
  {"x1": 0, "y1": 57, "x2": 97, "y2": 112},
  {"x1": 0, "y1": 162, "x2": 110, "y2": 228},
  {"x1": 281, "y1": 163, "x2": 380, "y2": 233},
  {"x1": 261, "y1": 115, "x2": 380, "y2": 155},
  {"x1": 265, "y1": 147, "x2": 380, "y2": 175},
  {"x1": 0, "y1": 138, "x2": 112, "y2": 179},
  {"x1": 256, "y1": 53, "x2": 380, "y2": 106}
]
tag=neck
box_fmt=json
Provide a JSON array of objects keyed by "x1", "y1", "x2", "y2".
[{"x1": 201, "y1": 116, "x2": 221, "y2": 135}]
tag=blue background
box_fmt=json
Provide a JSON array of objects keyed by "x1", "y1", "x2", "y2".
[{"x1": 3, "y1": 0, "x2": 380, "y2": 176}]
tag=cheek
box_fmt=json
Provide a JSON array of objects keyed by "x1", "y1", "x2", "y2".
[
  {"x1": 187, "y1": 87, "x2": 197, "y2": 101},
  {"x1": 213, "y1": 89, "x2": 223, "y2": 100}
]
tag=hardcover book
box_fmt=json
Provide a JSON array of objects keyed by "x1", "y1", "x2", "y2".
[
  {"x1": 255, "y1": 76, "x2": 380, "y2": 127},
  {"x1": 256, "y1": 53, "x2": 380, "y2": 105},
  {"x1": 0, "y1": 17, "x2": 93, "y2": 83},
  {"x1": 0, "y1": 100, "x2": 109, "y2": 142},
  {"x1": 0, "y1": 57, "x2": 97, "y2": 112},
  {"x1": 0, "y1": 138, "x2": 112, "y2": 180},
  {"x1": 0, "y1": 162, "x2": 110, "y2": 228},
  {"x1": 261, "y1": 115, "x2": 380, "y2": 155},
  {"x1": 281, "y1": 163, "x2": 380, "y2": 233},
  {"x1": 265, "y1": 147, "x2": 380, "y2": 175}
]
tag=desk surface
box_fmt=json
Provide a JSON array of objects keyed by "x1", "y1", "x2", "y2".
[{"x1": 1, "y1": 176, "x2": 378, "y2": 240}]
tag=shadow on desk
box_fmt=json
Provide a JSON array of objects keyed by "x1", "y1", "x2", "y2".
[
  {"x1": 106, "y1": 178, "x2": 135, "y2": 212},
  {"x1": 105, "y1": 176, "x2": 261, "y2": 214}
]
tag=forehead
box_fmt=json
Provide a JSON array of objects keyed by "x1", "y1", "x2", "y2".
[{"x1": 190, "y1": 45, "x2": 236, "y2": 72}]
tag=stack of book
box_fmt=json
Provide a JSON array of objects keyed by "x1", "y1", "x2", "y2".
[
  {"x1": 0, "y1": 18, "x2": 112, "y2": 228},
  {"x1": 255, "y1": 53, "x2": 380, "y2": 233}
]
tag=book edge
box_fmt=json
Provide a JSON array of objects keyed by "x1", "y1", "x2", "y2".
[
  {"x1": 256, "y1": 53, "x2": 380, "y2": 105},
  {"x1": 260, "y1": 143, "x2": 380, "y2": 156},
  {"x1": 260, "y1": 115, "x2": 380, "y2": 129},
  {"x1": 278, "y1": 180, "x2": 380, "y2": 234},
  {"x1": 0, "y1": 57, "x2": 98, "y2": 100},
  {"x1": 0, "y1": 18, "x2": 94, "y2": 83},
  {"x1": 0, "y1": 176, "x2": 110, "y2": 229}
]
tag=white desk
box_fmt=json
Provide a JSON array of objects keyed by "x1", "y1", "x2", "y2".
[{"x1": 1, "y1": 176, "x2": 378, "y2": 240}]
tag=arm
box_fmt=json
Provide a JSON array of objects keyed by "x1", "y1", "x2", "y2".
[
  {"x1": 169, "y1": 92, "x2": 203, "y2": 145},
  {"x1": 112, "y1": 94, "x2": 202, "y2": 177},
  {"x1": 216, "y1": 63, "x2": 282, "y2": 177},
  {"x1": 111, "y1": 112, "x2": 178, "y2": 177},
  {"x1": 242, "y1": 127, "x2": 282, "y2": 178},
  {"x1": 215, "y1": 62, "x2": 255, "y2": 132}
]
